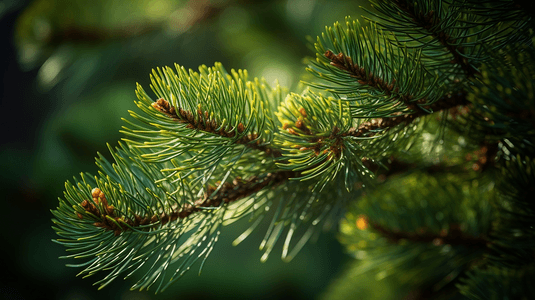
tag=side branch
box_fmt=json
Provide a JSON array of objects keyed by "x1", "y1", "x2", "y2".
[
  {"x1": 391, "y1": 0, "x2": 479, "y2": 77},
  {"x1": 79, "y1": 171, "x2": 293, "y2": 235},
  {"x1": 325, "y1": 50, "x2": 396, "y2": 95},
  {"x1": 152, "y1": 98, "x2": 282, "y2": 157},
  {"x1": 281, "y1": 90, "x2": 467, "y2": 162},
  {"x1": 358, "y1": 216, "x2": 489, "y2": 249},
  {"x1": 346, "y1": 91, "x2": 468, "y2": 138},
  {"x1": 325, "y1": 50, "x2": 426, "y2": 113}
]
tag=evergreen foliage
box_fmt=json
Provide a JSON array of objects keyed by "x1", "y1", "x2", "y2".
[{"x1": 51, "y1": 0, "x2": 535, "y2": 297}]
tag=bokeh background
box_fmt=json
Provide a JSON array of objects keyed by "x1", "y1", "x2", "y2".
[{"x1": 0, "y1": 0, "x2": 371, "y2": 299}]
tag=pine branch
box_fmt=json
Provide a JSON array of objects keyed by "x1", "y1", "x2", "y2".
[
  {"x1": 122, "y1": 63, "x2": 283, "y2": 174},
  {"x1": 336, "y1": 169, "x2": 495, "y2": 299},
  {"x1": 324, "y1": 50, "x2": 428, "y2": 114},
  {"x1": 368, "y1": 219, "x2": 488, "y2": 250},
  {"x1": 389, "y1": 0, "x2": 479, "y2": 77},
  {"x1": 151, "y1": 97, "x2": 282, "y2": 157},
  {"x1": 50, "y1": 1, "x2": 534, "y2": 296},
  {"x1": 275, "y1": 72, "x2": 469, "y2": 190},
  {"x1": 346, "y1": 91, "x2": 468, "y2": 138},
  {"x1": 79, "y1": 171, "x2": 293, "y2": 236},
  {"x1": 314, "y1": 49, "x2": 471, "y2": 139},
  {"x1": 322, "y1": 49, "x2": 500, "y2": 170},
  {"x1": 279, "y1": 20, "x2": 472, "y2": 190},
  {"x1": 308, "y1": 18, "x2": 444, "y2": 119}
]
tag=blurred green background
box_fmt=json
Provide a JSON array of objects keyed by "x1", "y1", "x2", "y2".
[{"x1": 0, "y1": 0, "x2": 371, "y2": 299}]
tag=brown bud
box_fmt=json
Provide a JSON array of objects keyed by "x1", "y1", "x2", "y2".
[
  {"x1": 287, "y1": 128, "x2": 298, "y2": 135},
  {"x1": 237, "y1": 123, "x2": 245, "y2": 133},
  {"x1": 93, "y1": 222, "x2": 105, "y2": 228},
  {"x1": 151, "y1": 102, "x2": 161, "y2": 111},
  {"x1": 76, "y1": 212, "x2": 83, "y2": 220},
  {"x1": 299, "y1": 108, "x2": 307, "y2": 117},
  {"x1": 91, "y1": 188, "x2": 101, "y2": 198}
]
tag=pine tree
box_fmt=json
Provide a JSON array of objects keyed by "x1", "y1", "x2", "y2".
[{"x1": 51, "y1": 0, "x2": 535, "y2": 297}]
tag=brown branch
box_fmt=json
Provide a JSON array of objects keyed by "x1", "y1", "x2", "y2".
[
  {"x1": 324, "y1": 50, "x2": 471, "y2": 135},
  {"x1": 325, "y1": 51, "x2": 397, "y2": 96},
  {"x1": 325, "y1": 50, "x2": 426, "y2": 113},
  {"x1": 369, "y1": 220, "x2": 489, "y2": 250},
  {"x1": 142, "y1": 43, "x2": 482, "y2": 241},
  {"x1": 345, "y1": 91, "x2": 469, "y2": 139},
  {"x1": 89, "y1": 90, "x2": 485, "y2": 237},
  {"x1": 79, "y1": 172, "x2": 293, "y2": 235},
  {"x1": 281, "y1": 83, "x2": 468, "y2": 163},
  {"x1": 152, "y1": 98, "x2": 282, "y2": 157},
  {"x1": 391, "y1": 0, "x2": 479, "y2": 77}
]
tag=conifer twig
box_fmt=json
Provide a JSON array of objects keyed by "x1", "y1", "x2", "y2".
[
  {"x1": 390, "y1": 0, "x2": 479, "y2": 77},
  {"x1": 368, "y1": 220, "x2": 489, "y2": 250},
  {"x1": 81, "y1": 171, "x2": 293, "y2": 235},
  {"x1": 325, "y1": 50, "x2": 428, "y2": 113},
  {"x1": 324, "y1": 50, "x2": 469, "y2": 135},
  {"x1": 152, "y1": 98, "x2": 282, "y2": 157},
  {"x1": 345, "y1": 91, "x2": 469, "y2": 138}
]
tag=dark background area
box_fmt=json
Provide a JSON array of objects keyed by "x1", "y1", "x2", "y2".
[{"x1": 0, "y1": 1, "x2": 370, "y2": 299}]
